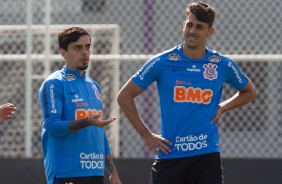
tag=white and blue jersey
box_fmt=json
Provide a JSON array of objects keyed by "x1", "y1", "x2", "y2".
[
  {"x1": 132, "y1": 44, "x2": 248, "y2": 160},
  {"x1": 39, "y1": 67, "x2": 110, "y2": 184}
]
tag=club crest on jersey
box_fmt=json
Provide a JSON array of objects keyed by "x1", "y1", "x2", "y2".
[
  {"x1": 208, "y1": 55, "x2": 221, "y2": 62},
  {"x1": 92, "y1": 85, "x2": 102, "y2": 102},
  {"x1": 168, "y1": 53, "x2": 181, "y2": 61},
  {"x1": 65, "y1": 74, "x2": 76, "y2": 81},
  {"x1": 203, "y1": 63, "x2": 218, "y2": 80}
]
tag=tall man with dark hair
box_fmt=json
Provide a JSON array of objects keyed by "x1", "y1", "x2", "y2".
[
  {"x1": 39, "y1": 27, "x2": 121, "y2": 184},
  {"x1": 117, "y1": 2, "x2": 256, "y2": 184}
]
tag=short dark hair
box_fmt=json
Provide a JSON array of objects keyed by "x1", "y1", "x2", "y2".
[
  {"x1": 186, "y1": 2, "x2": 215, "y2": 27},
  {"x1": 58, "y1": 27, "x2": 91, "y2": 50}
]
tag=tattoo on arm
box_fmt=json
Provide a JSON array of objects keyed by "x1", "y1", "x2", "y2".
[
  {"x1": 105, "y1": 154, "x2": 115, "y2": 173},
  {"x1": 68, "y1": 118, "x2": 90, "y2": 132}
]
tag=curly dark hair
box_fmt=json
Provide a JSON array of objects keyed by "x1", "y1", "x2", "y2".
[
  {"x1": 58, "y1": 27, "x2": 91, "y2": 50},
  {"x1": 186, "y1": 2, "x2": 215, "y2": 27}
]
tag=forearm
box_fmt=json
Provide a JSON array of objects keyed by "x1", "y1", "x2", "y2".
[
  {"x1": 220, "y1": 89, "x2": 255, "y2": 113},
  {"x1": 68, "y1": 118, "x2": 90, "y2": 132},
  {"x1": 118, "y1": 96, "x2": 151, "y2": 137},
  {"x1": 105, "y1": 154, "x2": 118, "y2": 174}
]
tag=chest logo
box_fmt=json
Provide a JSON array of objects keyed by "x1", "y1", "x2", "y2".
[
  {"x1": 168, "y1": 53, "x2": 181, "y2": 61},
  {"x1": 203, "y1": 63, "x2": 218, "y2": 81},
  {"x1": 208, "y1": 55, "x2": 221, "y2": 62},
  {"x1": 65, "y1": 74, "x2": 76, "y2": 81},
  {"x1": 71, "y1": 94, "x2": 83, "y2": 103}
]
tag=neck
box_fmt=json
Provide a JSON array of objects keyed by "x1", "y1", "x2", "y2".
[
  {"x1": 65, "y1": 65, "x2": 85, "y2": 77},
  {"x1": 79, "y1": 71, "x2": 85, "y2": 77},
  {"x1": 182, "y1": 44, "x2": 206, "y2": 60}
]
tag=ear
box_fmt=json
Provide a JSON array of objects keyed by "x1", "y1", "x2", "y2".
[
  {"x1": 182, "y1": 20, "x2": 186, "y2": 29},
  {"x1": 60, "y1": 48, "x2": 67, "y2": 58},
  {"x1": 208, "y1": 27, "x2": 214, "y2": 37}
]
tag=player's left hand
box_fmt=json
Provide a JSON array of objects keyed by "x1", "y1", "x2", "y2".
[
  {"x1": 211, "y1": 106, "x2": 224, "y2": 124},
  {"x1": 109, "y1": 172, "x2": 122, "y2": 184}
]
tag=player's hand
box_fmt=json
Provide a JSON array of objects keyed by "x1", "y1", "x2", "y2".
[
  {"x1": 86, "y1": 114, "x2": 116, "y2": 127},
  {"x1": 0, "y1": 103, "x2": 17, "y2": 123},
  {"x1": 211, "y1": 106, "x2": 224, "y2": 124},
  {"x1": 142, "y1": 132, "x2": 172, "y2": 155},
  {"x1": 109, "y1": 172, "x2": 122, "y2": 184}
]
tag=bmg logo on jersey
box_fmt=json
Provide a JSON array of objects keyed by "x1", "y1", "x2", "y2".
[
  {"x1": 175, "y1": 134, "x2": 208, "y2": 152},
  {"x1": 174, "y1": 86, "x2": 213, "y2": 104},
  {"x1": 75, "y1": 109, "x2": 103, "y2": 120}
]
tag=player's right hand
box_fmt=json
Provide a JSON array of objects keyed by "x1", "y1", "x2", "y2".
[
  {"x1": 0, "y1": 103, "x2": 17, "y2": 123},
  {"x1": 87, "y1": 114, "x2": 116, "y2": 127}
]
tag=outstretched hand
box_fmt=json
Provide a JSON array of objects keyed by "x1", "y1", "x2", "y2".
[
  {"x1": 87, "y1": 114, "x2": 116, "y2": 127},
  {"x1": 0, "y1": 103, "x2": 17, "y2": 123}
]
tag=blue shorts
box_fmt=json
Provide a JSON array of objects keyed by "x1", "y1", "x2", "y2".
[
  {"x1": 53, "y1": 176, "x2": 104, "y2": 184},
  {"x1": 149, "y1": 152, "x2": 223, "y2": 184}
]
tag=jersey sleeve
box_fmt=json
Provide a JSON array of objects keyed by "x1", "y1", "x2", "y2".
[
  {"x1": 39, "y1": 79, "x2": 71, "y2": 138},
  {"x1": 92, "y1": 80, "x2": 103, "y2": 103},
  {"x1": 225, "y1": 57, "x2": 249, "y2": 90},
  {"x1": 131, "y1": 57, "x2": 161, "y2": 90}
]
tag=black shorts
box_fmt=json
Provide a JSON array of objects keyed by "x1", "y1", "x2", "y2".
[
  {"x1": 53, "y1": 176, "x2": 104, "y2": 184},
  {"x1": 150, "y1": 152, "x2": 223, "y2": 184}
]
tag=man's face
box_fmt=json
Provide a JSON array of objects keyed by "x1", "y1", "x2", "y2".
[
  {"x1": 183, "y1": 13, "x2": 214, "y2": 50},
  {"x1": 61, "y1": 35, "x2": 91, "y2": 72}
]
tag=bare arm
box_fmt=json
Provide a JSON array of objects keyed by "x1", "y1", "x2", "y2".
[
  {"x1": 211, "y1": 80, "x2": 256, "y2": 123},
  {"x1": 105, "y1": 154, "x2": 121, "y2": 184},
  {"x1": 117, "y1": 80, "x2": 150, "y2": 137},
  {"x1": 117, "y1": 80, "x2": 172, "y2": 155}
]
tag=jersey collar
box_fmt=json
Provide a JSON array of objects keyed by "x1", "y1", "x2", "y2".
[{"x1": 62, "y1": 66, "x2": 86, "y2": 79}]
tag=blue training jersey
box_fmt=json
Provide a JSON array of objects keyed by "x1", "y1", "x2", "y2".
[
  {"x1": 132, "y1": 44, "x2": 248, "y2": 160},
  {"x1": 39, "y1": 67, "x2": 110, "y2": 184}
]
